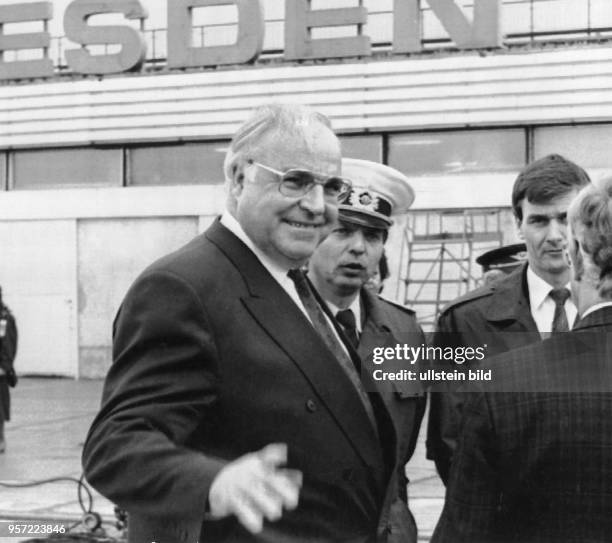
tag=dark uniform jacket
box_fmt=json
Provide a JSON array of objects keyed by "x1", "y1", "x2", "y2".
[
  {"x1": 354, "y1": 289, "x2": 427, "y2": 543},
  {"x1": 431, "y1": 305, "x2": 612, "y2": 543},
  {"x1": 426, "y1": 264, "x2": 541, "y2": 483},
  {"x1": 83, "y1": 219, "x2": 423, "y2": 543},
  {"x1": 0, "y1": 304, "x2": 18, "y2": 422}
]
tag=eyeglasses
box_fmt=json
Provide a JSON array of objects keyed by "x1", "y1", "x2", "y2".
[{"x1": 248, "y1": 160, "x2": 352, "y2": 202}]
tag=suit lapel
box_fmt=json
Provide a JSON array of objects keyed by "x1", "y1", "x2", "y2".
[
  {"x1": 357, "y1": 290, "x2": 418, "y2": 454},
  {"x1": 484, "y1": 266, "x2": 536, "y2": 329},
  {"x1": 574, "y1": 305, "x2": 612, "y2": 331},
  {"x1": 206, "y1": 220, "x2": 384, "y2": 471},
  {"x1": 480, "y1": 266, "x2": 541, "y2": 349}
]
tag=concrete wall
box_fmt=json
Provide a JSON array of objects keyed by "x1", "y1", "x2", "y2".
[{"x1": 77, "y1": 217, "x2": 200, "y2": 378}]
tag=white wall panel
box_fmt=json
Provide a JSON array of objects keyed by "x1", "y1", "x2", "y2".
[
  {"x1": 0, "y1": 185, "x2": 227, "y2": 221},
  {"x1": 78, "y1": 217, "x2": 199, "y2": 378},
  {"x1": 1, "y1": 46, "x2": 612, "y2": 147},
  {"x1": 0, "y1": 220, "x2": 77, "y2": 377}
]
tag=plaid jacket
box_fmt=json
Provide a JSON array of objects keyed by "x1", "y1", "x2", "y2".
[{"x1": 431, "y1": 305, "x2": 612, "y2": 543}]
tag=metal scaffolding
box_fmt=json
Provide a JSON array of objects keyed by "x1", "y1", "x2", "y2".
[{"x1": 397, "y1": 209, "x2": 504, "y2": 330}]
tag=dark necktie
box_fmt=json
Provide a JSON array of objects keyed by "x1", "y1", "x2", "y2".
[
  {"x1": 550, "y1": 287, "x2": 571, "y2": 333},
  {"x1": 287, "y1": 269, "x2": 377, "y2": 432},
  {"x1": 336, "y1": 309, "x2": 359, "y2": 349}
]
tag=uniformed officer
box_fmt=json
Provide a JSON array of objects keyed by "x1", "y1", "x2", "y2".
[
  {"x1": 0, "y1": 287, "x2": 18, "y2": 453},
  {"x1": 308, "y1": 158, "x2": 426, "y2": 543},
  {"x1": 476, "y1": 243, "x2": 527, "y2": 285},
  {"x1": 427, "y1": 153, "x2": 590, "y2": 484}
]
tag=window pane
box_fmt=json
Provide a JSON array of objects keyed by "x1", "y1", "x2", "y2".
[
  {"x1": 340, "y1": 135, "x2": 383, "y2": 162},
  {"x1": 534, "y1": 125, "x2": 612, "y2": 169},
  {"x1": 388, "y1": 129, "x2": 526, "y2": 176},
  {"x1": 13, "y1": 148, "x2": 122, "y2": 190},
  {"x1": 129, "y1": 142, "x2": 228, "y2": 186},
  {"x1": 0, "y1": 153, "x2": 6, "y2": 190}
]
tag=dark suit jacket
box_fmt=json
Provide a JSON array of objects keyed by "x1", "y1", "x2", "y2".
[
  {"x1": 355, "y1": 289, "x2": 426, "y2": 543},
  {"x1": 431, "y1": 305, "x2": 612, "y2": 543},
  {"x1": 0, "y1": 304, "x2": 17, "y2": 422},
  {"x1": 426, "y1": 265, "x2": 541, "y2": 482},
  {"x1": 83, "y1": 220, "x2": 418, "y2": 543}
]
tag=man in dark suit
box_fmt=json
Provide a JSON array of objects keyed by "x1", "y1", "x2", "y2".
[
  {"x1": 308, "y1": 158, "x2": 426, "y2": 543},
  {"x1": 0, "y1": 287, "x2": 18, "y2": 453},
  {"x1": 431, "y1": 176, "x2": 612, "y2": 543},
  {"x1": 83, "y1": 104, "x2": 406, "y2": 543},
  {"x1": 427, "y1": 154, "x2": 590, "y2": 483}
]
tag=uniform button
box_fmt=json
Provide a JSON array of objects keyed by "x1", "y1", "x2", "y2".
[
  {"x1": 342, "y1": 468, "x2": 354, "y2": 481},
  {"x1": 306, "y1": 399, "x2": 317, "y2": 412}
]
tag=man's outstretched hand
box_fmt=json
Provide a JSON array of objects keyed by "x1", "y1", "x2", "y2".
[{"x1": 208, "y1": 443, "x2": 303, "y2": 534}]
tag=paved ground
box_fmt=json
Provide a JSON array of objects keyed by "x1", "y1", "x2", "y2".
[{"x1": 0, "y1": 378, "x2": 445, "y2": 542}]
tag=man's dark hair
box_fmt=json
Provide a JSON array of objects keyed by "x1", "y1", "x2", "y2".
[{"x1": 512, "y1": 154, "x2": 590, "y2": 222}]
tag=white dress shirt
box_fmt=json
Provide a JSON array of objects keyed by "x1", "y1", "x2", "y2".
[
  {"x1": 326, "y1": 297, "x2": 363, "y2": 336},
  {"x1": 220, "y1": 212, "x2": 349, "y2": 353},
  {"x1": 580, "y1": 301, "x2": 612, "y2": 320},
  {"x1": 527, "y1": 266, "x2": 578, "y2": 335},
  {"x1": 220, "y1": 211, "x2": 310, "y2": 319}
]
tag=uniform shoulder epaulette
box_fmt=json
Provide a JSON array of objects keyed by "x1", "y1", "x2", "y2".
[
  {"x1": 376, "y1": 295, "x2": 416, "y2": 315},
  {"x1": 438, "y1": 283, "x2": 495, "y2": 315}
]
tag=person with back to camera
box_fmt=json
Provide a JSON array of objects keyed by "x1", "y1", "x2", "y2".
[{"x1": 431, "y1": 176, "x2": 612, "y2": 543}]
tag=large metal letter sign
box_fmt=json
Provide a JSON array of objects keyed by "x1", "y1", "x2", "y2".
[
  {"x1": 427, "y1": 0, "x2": 502, "y2": 49},
  {"x1": 0, "y1": 2, "x2": 53, "y2": 80},
  {"x1": 393, "y1": 0, "x2": 420, "y2": 53},
  {"x1": 285, "y1": 0, "x2": 370, "y2": 60},
  {"x1": 64, "y1": 0, "x2": 148, "y2": 75},
  {"x1": 167, "y1": 0, "x2": 263, "y2": 68}
]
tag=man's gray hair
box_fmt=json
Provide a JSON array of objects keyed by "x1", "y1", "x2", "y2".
[
  {"x1": 223, "y1": 103, "x2": 334, "y2": 184},
  {"x1": 568, "y1": 176, "x2": 612, "y2": 299}
]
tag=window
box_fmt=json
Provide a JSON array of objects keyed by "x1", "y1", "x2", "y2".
[
  {"x1": 534, "y1": 124, "x2": 612, "y2": 170},
  {"x1": 0, "y1": 153, "x2": 6, "y2": 190},
  {"x1": 388, "y1": 129, "x2": 525, "y2": 176},
  {"x1": 12, "y1": 148, "x2": 122, "y2": 190},
  {"x1": 340, "y1": 134, "x2": 383, "y2": 163},
  {"x1": 128, "y1": 142, "x2": 228, "y2": 186}
]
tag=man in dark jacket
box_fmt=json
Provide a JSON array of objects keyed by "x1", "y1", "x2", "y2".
[
  {"x1": 83, "y1": 104, "x2": 413, "y2": 543},
  {"x1": 308, "y1": 158, "x2": 426, "y2": 543},
  {"x1": 427, "y1": 154, "x2": 590, "y2": 483},
  {"x1": 431, "y1": 176, "x2": 612, "y2": 543},
  {"x1": 0, "y1": 287, "x2": 18, "y2": 453}
]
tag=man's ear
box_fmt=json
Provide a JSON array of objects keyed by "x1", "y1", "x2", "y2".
[{"x1": 229, "y1": 163, "x2": 246, "y2": 198}]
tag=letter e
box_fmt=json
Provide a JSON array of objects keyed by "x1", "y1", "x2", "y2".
[
  {"x1": 285, "y1": 0, "x2": 370, "y2": 60},
  {"x1": 0, "y1": 2, "x2": 53, "y2": 80}
]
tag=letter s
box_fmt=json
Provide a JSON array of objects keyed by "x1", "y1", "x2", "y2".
[{"x1": 64, "y1": 0, "x2": 148, "y2": 75}]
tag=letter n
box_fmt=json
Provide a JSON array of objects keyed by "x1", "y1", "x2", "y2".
[{"x1": 426, "y1": 0, "x2": 502, "y2": 49}]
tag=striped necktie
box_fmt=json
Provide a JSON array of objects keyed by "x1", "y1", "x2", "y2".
[{"x1": 550, "y1": 287, "x2": 570, "y2": 333}]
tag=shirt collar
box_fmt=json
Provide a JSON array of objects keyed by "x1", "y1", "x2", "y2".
[
  {"x1": 220, "y1": 211, "x2": 291, "y2": 287},
  {"x1": 581, "y1": 301, "x2": 612, "y2": 320},
  {"x1": 527, "y1": 265, "x2": 571, "y2": 310},
  {"x1": 326, "y1": 296, "x2": 362, "y2": 334}
]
